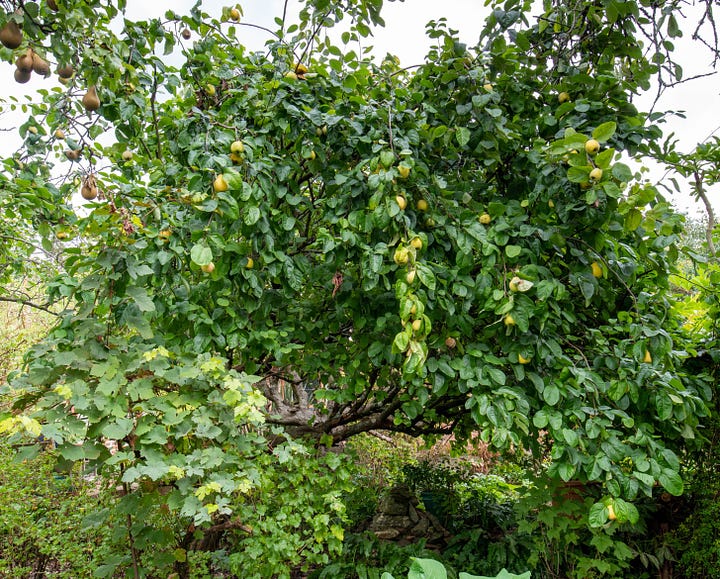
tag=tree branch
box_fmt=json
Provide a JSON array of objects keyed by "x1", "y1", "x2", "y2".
[
  {"x1": 0, "y1": 296, "x2": 58, "y2": 316},
  {"x1": 150, "y1": 63, "x2": 162, "y2": 160},
  {"x1": 694, "y1": 170, "x2": 717, "y2": 257}
]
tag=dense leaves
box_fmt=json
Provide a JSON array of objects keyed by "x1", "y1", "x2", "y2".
[{"x1": 0, "y1": 0, "x2": 718, "y2": 575}]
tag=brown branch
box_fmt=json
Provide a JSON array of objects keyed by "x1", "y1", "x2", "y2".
[
  {"x1": 204, "y1": 517, "x2": 253, "y2": 535},
  {"x1": 694, "y1": 170, "x2": 717, "y2": 257},
  {"x1": 368, "y1": 430, "x2": 395, "y2": 444},
  {"x1": 150, "y1": 64, "x2": 162, "y2": 160},
  {"x1": 0, "y1": 297, "x2": 58, "y2": 316},
  {"x1": 281, "y1": 0, "x2": 290, "y2": 34},
  {"x1": 297, "y1": 9, "x2": 333, "y2": 66}
]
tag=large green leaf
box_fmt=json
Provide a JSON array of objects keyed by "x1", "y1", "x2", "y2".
[
  {"x1": 409, "y1": 558, "x2": 448, "y2": 579},
  {"x1": 459, "y1": 569, "x2": 532, "y2": 579},
  {"x1": 592, "y1": 121, "x2": 617, "y2": 142}
]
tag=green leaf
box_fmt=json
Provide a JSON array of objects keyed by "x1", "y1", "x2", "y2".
[
  {"x1": 544, "y1": 384, "x2": 560, "y2": 406},
  {"x1": 611, "y1": 162, "x2": 633, "y2": 182},
  {"x1": 592, "y1": 121, "x2": 617, "y2": 142},
  {"x1": 14, "y1": 444, "x2": 40, "y2": 461},
  {"x1": 409, "y1": 557, "x2": 448, "y2": 579},
  {"x1": 380, "y1": 150, "x2": 395, "y2": 168},
  {"x1": 613, "y1": 498, "x2": 640, "y2": 524},
  {"x1": 579, "y1": 279, "x2": 595, "y2": 303},
  {"x1": 558, "y1": 462, "x2": 576, "y2": 482},
  {"x1": 59, "y1": 444, "x2": 86, "y2": 461},
  {"x1": 624, "y1": 209, "x2": 642, "y2": 231},
  {"x1": 126, "y1": 286, "x2": 155, "y2": 312},
  {"x1": 533, "y1": 410, "x2": 548, "y2": 428},
  {"x1": 245, "y1": 206, "x2": 261, "y2": 225},
  {"x1": 593, "y1": 148, "x2": 614, "y2": 169},
  {"x1": 393, "y1": 331, "x2": 410, "y2": 353},
  {"x1": 633, "y1": 471, "x2": 655, "y2": 488},
  {"x1": 93, "y1": 564, "x2": 120, "y2": 578},
  {"x1": 102, "y1": 418, "x2": 134, "y2": 440},
  {"x1": 661, "y1": 448, "x2": 680, "y2": 471},
  {"x1": 190, "y1": 244, "x2": 213, "y2": 266},
  {"x1": 658, "y1": 469, "x2": 684, "y2": 496},
  {"x1": 562, "y1": 428, "x2": 578, "y2": 447},
  {"x1": 667, "y1": 14, "x2": 681, "y2": 38},
  {"x1": 416, "y1": 263, "x2": 436, "y2": 291},
  {"x1": 487, "y1": 367, "x2": 506, "y2": 385},
  {"x1": 567, "y1": 166, "x2": 590, "y2": 183},
  {"x1": 456, "y1": 126, "x2": 471, "y2": 147},
  {"x1": 588, "y1": 501, "x2": 609, "y2": 528}
]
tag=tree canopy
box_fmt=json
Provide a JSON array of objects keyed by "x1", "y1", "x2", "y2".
[{"x1": 0, "y1": 0, "x2": 719, "y2": 570}]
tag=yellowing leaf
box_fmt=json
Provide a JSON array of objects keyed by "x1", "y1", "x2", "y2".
[
  {"x1": 330, "y1": 524, "x2": 345, "y2": 541},
  {"x1": 19, "y1": 416, "x2": 43, "y2": 437},
  {"x1": 54, "y1": 384, "x2": 73, "y2": 398}
]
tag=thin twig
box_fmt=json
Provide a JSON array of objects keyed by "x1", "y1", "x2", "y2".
[{"x1": 150, "y1": 63, "x2": 162, "y2": 160}]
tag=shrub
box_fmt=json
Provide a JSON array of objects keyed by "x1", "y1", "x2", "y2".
[
  {"x1": 671, "y1": 484, "x2": 720, "y2": 578},
  {"x1": 227, "y1": 440, "x2": 353, "y2": 579},
  {"x1": 514, "y1": 479, "x2": 639, "y2": 579},
  {"x1": 0, "y1": 440, "x2": 114, "y2": 578},
  {"x1": 312, "y1": 533, "x2": 438, "y2": 579}
]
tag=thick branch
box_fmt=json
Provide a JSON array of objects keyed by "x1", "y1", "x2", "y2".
[{"x1": 694, "y1": 170, "x2": 717, "y2": 257}]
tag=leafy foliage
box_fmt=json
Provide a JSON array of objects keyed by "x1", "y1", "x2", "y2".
[
  {"x1": 5, "y1": 0, "x2": 711, "y2": 494},
  {"x1": 515, "y1": 479, "x2": 638, "y2": 578},
  {"x1": 227, "y1": 442, "x2": 351, "y2": 578},
  {"x1": 380, "y1": 556, "x2": 531, "y2": 579},
  {"x1": 0, "y1": 0, "x2": 719, "y2": 575},
  {"x1": 313, "y1": 533, "x2": 439, "y2": 579},
  {"x1": 0, "y1": 440, "x2": 115, "y2": 578}
]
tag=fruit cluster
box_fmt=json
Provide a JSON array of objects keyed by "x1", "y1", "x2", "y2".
[
  {"x1": 12, "y1": 47, "x2": 50, "y2": 84},
  {"x1": 2, "y1": 2, "x2": 98, "y2": 120}
]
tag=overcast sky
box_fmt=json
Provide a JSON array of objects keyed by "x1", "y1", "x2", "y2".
[{"x1": 2, "y1": 0, "x2": 717, "y2": 217}]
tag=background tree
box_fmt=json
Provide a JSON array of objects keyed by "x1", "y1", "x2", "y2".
[{"x1": 0, "y1": 0, "x2": 719, "y2": 575}]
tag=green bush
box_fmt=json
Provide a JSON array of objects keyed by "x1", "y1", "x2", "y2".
[
  {"x1": 671, "y1": 478, "x2": 720, "y2": 577},
  {"x1": 0, "y1": 441, "x2": 238, "y2": 579},
  {"x1": 438, "y1": 472, "x2": 531, "y2": 576},
  {"x1": 312, "y1": 533, "x2": 438, "y2": 579},
  {"x1": 227, "y1": 439, "x2": 353, "y2": 579},
  {"x1": 0, "y1": 441, "x2": 114, "y2": 578},
  {"x1": 514, "y1": 479, "x2": 640, "y2": 579}
]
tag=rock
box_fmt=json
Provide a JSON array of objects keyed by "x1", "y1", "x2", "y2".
[
  {"x1": 410, "y1": 517, "x2": 429, "y2": 535},
  {"x1": 374, "y1": 529, "x2": 400, "y2": 540},
  {"x1": 378, "y1": 495, "x2": 410, "y2": 516},
  {"x1": 370, "y1": 514, "x2": 412, "y2": 530},
  {"x1": 367, "y1": 483, "x2": 449, "y2": 548}
]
